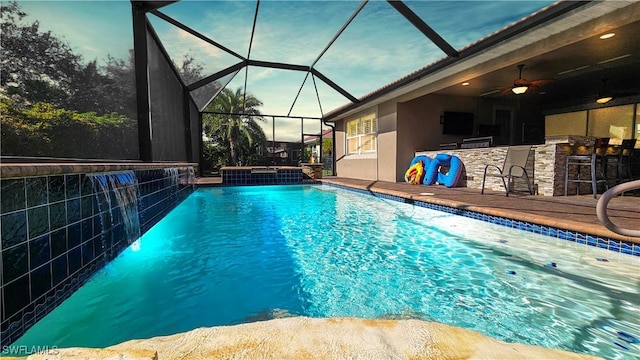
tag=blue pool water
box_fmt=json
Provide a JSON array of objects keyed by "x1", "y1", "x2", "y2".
[{"x1": 14, "y1": 185, "x2": 640, "y2": 358}]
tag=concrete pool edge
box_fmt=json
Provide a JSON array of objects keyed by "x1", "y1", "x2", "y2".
[{"x1": 7, "y1": 317, "x2": 600, "y2": 360}]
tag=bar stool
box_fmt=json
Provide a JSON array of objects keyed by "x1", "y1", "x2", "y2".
[
  {"x1": 602, "y1": 141, "x2": 622, "y2": 186},
  {"x1": 564, "y1": 137, "x2": 609, "y2": 198},
  {"x1": 618, "y1": 139, "x2": 637, "y2": 182}
]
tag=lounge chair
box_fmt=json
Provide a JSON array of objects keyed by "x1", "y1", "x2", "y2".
[{"x1": 481, "y1": 145, "x2": 534, "y2": 196}]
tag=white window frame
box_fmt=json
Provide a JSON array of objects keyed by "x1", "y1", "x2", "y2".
[{"x1": 346, "y1": 112, "x2": 377, "y2": 155}]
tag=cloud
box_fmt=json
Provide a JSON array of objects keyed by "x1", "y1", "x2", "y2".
[
  {"x1": 148, "y1": 17, "x2": 242, "y2": 75},
  {"x1": 246, "y1": 67, "x2": 279, "y2": 82},
  {"x1": 248, "y1": 1, "x2": 361, "y2": 65},
  {"x1": 162, "y1": 0, "x2": 256, "y2": 56},
  {"x1": 18, "y1": 1, "x2": 133, "y2": 64},
  {"x1": 405, "y1": 1, "x2": 554, "y2": 49},
  {"x1": 150, "y1": 0, "x2": 556, "y2": 115},
  {"x1": 17, "y1": 0, "x2": 555, "y2": 122}
]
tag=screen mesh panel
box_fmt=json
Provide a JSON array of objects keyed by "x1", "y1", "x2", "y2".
[
  {"x1": 190, "y1": 99, "x2": 200, "y2": 163},
  {"x1": 147, "y1": 31, "x2": 187, "y2": 161},
  {"x1": 192, "y1": 70, "x2": 240, "y2": 112}
]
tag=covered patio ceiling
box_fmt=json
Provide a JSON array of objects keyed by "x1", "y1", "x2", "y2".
[{"x1": 432, "y1": 5, "x2": 640, "y2": 109}]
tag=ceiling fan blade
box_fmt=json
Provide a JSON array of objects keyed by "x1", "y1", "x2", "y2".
[
  {"x1": 478, "y1": 89, "x2": 502, "y2": 96},
  {"x1": 500, "y1": 87, "x2": 515, "y2": 95},
  {"x1": 530, "y1": 79, "x2": 552, "y2": 87},
  {"x1": 615, "y1": 90, "x2": 639, "y2": 97},
  {"x1": 505, "y1": 64, "x2": 553, "y2": 95}
]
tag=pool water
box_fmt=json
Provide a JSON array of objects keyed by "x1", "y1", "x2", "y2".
[{"x1": 14, "y1": 185, "x2": 640, "y2": 358}]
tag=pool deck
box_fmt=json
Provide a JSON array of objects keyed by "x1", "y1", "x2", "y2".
[{"x1": 195, "y1": 176, "x2": 640, "y2": 245}]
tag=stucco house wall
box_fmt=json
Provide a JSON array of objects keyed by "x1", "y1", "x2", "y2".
[
  {"x1": 396, "y1": 94, "x2": 479, "y2": 181},
  {"x1": 377, "y1": 101, "x2": 398, "y2": 182},
  {"x1": 333, "y1": 92, "x2": 544, "y2": 183}
]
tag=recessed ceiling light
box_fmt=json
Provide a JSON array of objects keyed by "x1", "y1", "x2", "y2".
[
  {"x1": 597, "y1": 54, "x2": 631, "y2": 64},
  {"x1": 558, "y1": 65, "x2": 589, "y2": 75},
  {"x1": 479, "y1": 89, "x2": 500, "y2": 97},
  {"x1": 599, "y1": 33, "x2": 615, "y2": 39},
  {"x1": 461, "y1": 82, "x2": 470, "y2": 86}
]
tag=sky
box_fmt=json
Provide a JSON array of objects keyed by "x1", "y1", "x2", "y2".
[{"x1": 15, "y1": 0, "x2": 555, "y2": 141}]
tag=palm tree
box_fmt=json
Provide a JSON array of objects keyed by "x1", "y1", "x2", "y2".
[{"x1": 203, "y1": 87, "x2": 266, "y2": 166}]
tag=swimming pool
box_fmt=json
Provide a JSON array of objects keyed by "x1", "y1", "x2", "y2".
[{"x1": 12, "y1": 185, "x2": 640, "y2": 358}]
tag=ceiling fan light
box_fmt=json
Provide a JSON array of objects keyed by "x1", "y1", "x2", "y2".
[
  {"x1": 596, "y1": 95, "x2": 613, "y2": 104},
  {"x1": 512, "y1": 86, "x2": 528, "y2": 94}
]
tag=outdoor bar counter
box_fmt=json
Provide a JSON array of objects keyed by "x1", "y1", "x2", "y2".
[{"x1": 415, "y1": 135, "x2": 594, "y2": 196}]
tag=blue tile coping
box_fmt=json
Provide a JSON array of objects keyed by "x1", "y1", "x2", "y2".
[{"x1": 321, "y1": 182, "x2": 640, "y2": 257}]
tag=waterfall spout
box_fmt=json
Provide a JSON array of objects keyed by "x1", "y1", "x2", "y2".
[{"x1": 89, "y1": 171, "x2": 141, "y2": 257}]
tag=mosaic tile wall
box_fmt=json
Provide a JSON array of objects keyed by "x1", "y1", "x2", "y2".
[
  {"x1": 221, "y1": 168, "x2": 303, "y2": 185},
  {"x1": 137, "y1": 168, "x2": 194, "y2": 234},
  {"x1": 0, "y1": 167, "x2": 194, "y2": 347},
  {"x1": 322, "y1": 182, "x2": 640, "y2": 257}
]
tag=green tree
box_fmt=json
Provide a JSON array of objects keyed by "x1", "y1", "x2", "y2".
[
  {"x1": 1, "y1": 1, "x2": 81, "y2": 106},
  {"x1": 101, "y1": 54, "x2": 137, "y2": 119},
  {"x1": 178, "y1": 55, "x2": 205, "y2": 86},
  {"x1": 1, "y1": 1, "x2": 137, "y2": 118},
  {"x1": 1, "y1": 98, "x2": 137, "y2": 159},
  {"x1": 70, "y1": 54, "x2": 137, "y2": 119},
  {"x1": 203, "y1": 87, "x2": 266, "y2": 166},
  {"x1": 322, "y1": 138, "x2": 333, "y2": 157},
  {"x1": 0, "y1": 1, "x2": 140, "y2": 159},
  {"x1": 67, "y1": 60, "x2": 112, "y2": 114}
]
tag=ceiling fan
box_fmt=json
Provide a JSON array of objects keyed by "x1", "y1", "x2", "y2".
[
  {"x1": 592, "y1": 78, "x2": 638, "y2": 104},
  {"x1": 595, "y1": 78, "x2": 614, "y2": 103},
  {"x1": 505, "y1": 64, "x2": 551, "y2": 95}
]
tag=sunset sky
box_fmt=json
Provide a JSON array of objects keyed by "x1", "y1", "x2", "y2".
[{"x1": 17, "y1": 0, "x2": 554, "y2": 140}]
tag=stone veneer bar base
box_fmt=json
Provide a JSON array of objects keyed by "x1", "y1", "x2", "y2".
[{"x1": 415, "y1": 136, "x2": 613, "y2": 197}]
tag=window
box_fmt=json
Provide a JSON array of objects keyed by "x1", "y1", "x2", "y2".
[
  {"x1": 588, "y1": 104, "x2": 634, "y2": 145},
  {"x1": 346, "y1": 113, "x2": 377, "y2": 154},
  {"x1": 544, "y1": 111, "x2": 587, "y2": 137}
]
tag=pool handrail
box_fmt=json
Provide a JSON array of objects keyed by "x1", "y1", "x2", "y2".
[{"x1": 595, "y1": 179, "x2": 640, "y2": 237}]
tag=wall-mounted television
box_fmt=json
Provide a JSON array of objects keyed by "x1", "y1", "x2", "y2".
[{"x1": 441, "y1": 111, "x2": 474, "y2": 135}]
